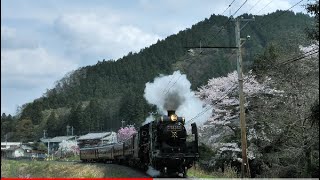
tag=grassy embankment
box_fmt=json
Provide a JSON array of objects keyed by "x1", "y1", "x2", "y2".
[
  {"x1": 1, "y1": 159, "x2": 146, "y2": 178},
  {"x1": 1, "y1": 159, "x2": 238, "y2": 178}
]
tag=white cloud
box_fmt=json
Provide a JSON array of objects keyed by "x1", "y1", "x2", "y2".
[
  {"x1": 1, "y1": 26, "x2": 77, "y2": 88},
  {"x1": 54, "y1": 13, "x2": 162, "y2": 59},
  {"x1": 1, "y1": 45, "x2": 77, "y2": 114},
  {"x1": 1, "y1": 26, "x2": 16, "y2": 39},
  {"x1": 1, "y1": 47, "x2": 76, "y2": 79},
  {"x1": 1, "y1": 25, "x2": 38, "y2": 49}
]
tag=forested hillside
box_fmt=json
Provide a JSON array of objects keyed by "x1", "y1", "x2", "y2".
[{"x1": 1, "y1": 10, "x2": 314, "y2": 141}]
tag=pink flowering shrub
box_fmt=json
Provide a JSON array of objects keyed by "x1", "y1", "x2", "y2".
[{"x1": 117, "y1": 125, "x2": 137, "y2": 142}]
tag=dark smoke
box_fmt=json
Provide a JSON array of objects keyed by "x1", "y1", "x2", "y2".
[{"x1": 163, "y1": 91, "x2": 185, "y2": 110}]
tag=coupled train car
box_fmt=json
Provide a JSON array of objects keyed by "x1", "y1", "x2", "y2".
[{"x1": 80, "y1": 110, "x2": 199, "y2": 177}]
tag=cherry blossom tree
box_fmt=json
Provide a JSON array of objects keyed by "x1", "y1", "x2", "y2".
[
  {"x1": 197, "y1": 70, "x2": 281, "y2": 128},
  {"x1": 195, "y1": 70, "x2": 281, "y2": 173},
  {"x1": 56, "y1": 140, "x2": 79, "y2": 158},
  {"x1": 117, "y1": 125, "x2": 137, "y2": 142}
]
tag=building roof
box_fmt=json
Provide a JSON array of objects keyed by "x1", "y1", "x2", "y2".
[
  {"x1": 1, "y1": 142, "x2": 22, "y2": 150},
  {"x1": 77, "y1": 132, "x2": 111, "y2": 140},
  {"x1": 1, "y1": 142, "x2": 22, "y2": 146},
  {"x1": 40, "y1": 136, "x2": 75, "y2": 143},
  {"x1": 5, "y1": 147, "x2": 24, "y2": 151},
  {"x1": 101, "y1": 132, "x2": 117, "y2": 140},
  {"x1": 21, "y1": 145, "x2": 33, "y2": 150},
  {"x1": 101, "y1": 132, "x2": 118, "y2": 145}
]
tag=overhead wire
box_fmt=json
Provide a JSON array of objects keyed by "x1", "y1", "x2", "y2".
[
  {"x1": 187, "y1": 75, "x2": 254, "y2": 124},
  {"x1": 221, "y1": 0, "x2": 237, "y2": 15},
  {"x1": 186, "y1": 0, "x2": 312, "y2": 124},
  {"x1": 255, "y1": 0, "x2": 274, "y2": 14},
  {"x1": 163, "y1": 0, "x2": 309, "y2": 124},
  {"x1": 257, "y1": 0, "x2": 305, "y2": 30},
  {"x1": 247, "y1": 0, "x2": 263, "y2": 13},
  {"x1": 212, "y1": 0, "x2": 249, "y2": 42},
  {"x1": 162, "y1": 0, "x2": 251, "y2": 99},
  {"x1": 233, "y1": 0, "x2": 249, "y2": 16},
  {"x1": 279, "y1": 48, "x2": 319, "y2": 65},
  {"x1": 162, "y1": 0, "x2": 243, "y2": 95},
  {"x1": 166, "y1": 0, "x2": 305, "y2": 96},
  {"x1": 186, "y1": 83, "x2": 238, "y2": 124}
]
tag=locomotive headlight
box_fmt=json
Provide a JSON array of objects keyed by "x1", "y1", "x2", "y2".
[{"x1": 170, "y1": 114, "x2": 178, "y2": 121}]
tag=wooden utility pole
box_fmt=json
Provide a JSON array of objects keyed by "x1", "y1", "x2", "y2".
[
  {"x1": 233, "y1": 17, "x2": 254, "y2": 178},
  {"x1": 67, "y1": 125, "x2": 70, "y2": 136},
  {"x1": 121, "y1": 120, "x2": 125, "y2": 128},
  {"x1": 47, "y1": 134, "x2": 50, "y2": 157},
  {"x1": 184, "y1": 16, "x2": 254, "y2": 178},
  {"x1": 71, "y1": 126, "x2": 74, "y2": 136},
  {"x1": 43, "y1": 130, "x2": 47, "y2": 138}
]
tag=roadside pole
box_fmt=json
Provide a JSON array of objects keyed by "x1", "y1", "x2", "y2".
[{"x1": 233, "y1": 17, "x2": 254, "y2": 178}]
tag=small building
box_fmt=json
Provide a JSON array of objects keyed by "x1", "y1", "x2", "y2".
[
  {"x1": 77, "y1": 132, "x2": 117, "y2": 148},
  {"x1": 6, "y1": 147, "x2": 25, "y2": 158},
  {"x1": 1, "y1": 142, "x2": 22, "y2": 151},
  {"x1": 1, "y1": 142, "x2": 34, "y2": 158}
]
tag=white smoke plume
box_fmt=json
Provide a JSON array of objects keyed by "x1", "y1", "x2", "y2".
[
  {"x1": 143, "y1": 70, "x2": 211, "y2": 127},
  {"x1": 146, "y1": 166, "x2": 161, "y2": 177},
  {"x1": 142, "y1": 115, "x2": 154, "y2": 125}
]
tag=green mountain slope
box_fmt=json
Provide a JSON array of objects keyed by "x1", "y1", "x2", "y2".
[{"x1": 2, "y1": 11, "x2": 314, "y2": 140}]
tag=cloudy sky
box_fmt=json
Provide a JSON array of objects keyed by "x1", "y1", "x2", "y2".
[{"x1": 1, "y1": 0, "x2": 308, "y2": 115}]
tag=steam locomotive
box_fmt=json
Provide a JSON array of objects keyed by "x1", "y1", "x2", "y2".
[{"x1": 79, "y1": 110, "x2": 199, "y2": 177}]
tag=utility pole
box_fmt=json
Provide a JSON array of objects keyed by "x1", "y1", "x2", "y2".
[
  {"x1": 121, "y1": 120, "x2": 125, "y2": 128},
  {"x1": 66, "y1": 125, "x2": 70, "y2": 136},
  {"x1": 5, "y1": 134, "x2": 8, "y2": 158},
  {"x1": 183, "y1": 16, "x2": 254, "y2": 178},
  {"x1": 47, "y1": 133, "x2": 50, "y2": 158},
  {"x1": 43, "y1": 130, "x2": 47, "y2": 138},
  {"x1": 71, "y1": 126, "x2": 74, "y2": 136},
  {"x1": 233, "y1": 16, "x2": 254, "y2": 178}
]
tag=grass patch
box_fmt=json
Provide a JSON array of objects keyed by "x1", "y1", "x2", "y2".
[
  {"x1": 1, "y1": 159, "x2": 135, "y2": 178},
  {"x1": 188, "y1": 164, "x2": 238, "y2": 178},
  {"x1": 52, "y1": 155, "x2": 80, "y2": 161}
]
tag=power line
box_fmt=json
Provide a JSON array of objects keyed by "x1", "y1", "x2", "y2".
[
  {"x1": 284, "y1": 50, "x2": 319, "y2": 64},
  {"x1": 165, "y1": 50, "x2": 237, "y2": 96},
  {"x1": 221, "y1": 0, "x2": 238, "y2": 15},
  {"x1": 184, "y1": 0, "x2": 249, "y2": 50},
  {"x1": 233, "y1": 0, "x2": 249, "y2": 17},
  {"x1": 247, "y1": 0, "x2": 263, "y2": 13},
  {"x1": 164, "y1": 75, "x2": 182, "y2": 95},
  {"x1": 279, "y1": 48, "x2": 319, "y2": 65},
  {"x1": 211, "y1": 0, "x2": 249, "y2": 42},
  {"x1": 257, "y1": 0, "x2": 305, "y2": 29},
  {"x1": 255, "y1": 0, "x2": 274, "y2": 14},
  {"x1": 162, "y1": 0, "x2": 240, "y2": 94},
  {"x1": 184, "y1": 0, "x2": 303, "y2": 124},
  {"x1": 161, "y1": 73, "x2": 178, "y2": 94},
  {"x1": 186, "y1": 83, "x2": 238, "y2": 124},
  {"x1": 187, "y1": 75, "x2": 252, "y2": 124}
]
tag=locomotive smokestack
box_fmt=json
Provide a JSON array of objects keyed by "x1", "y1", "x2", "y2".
[{"x1": 167, "y1": 110, "x2": 176, "y2": 116}]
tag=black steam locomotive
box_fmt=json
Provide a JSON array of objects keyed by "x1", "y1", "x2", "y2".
[{"x1": 80, "y1": 110, "x2": 199, "y2": 177}]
